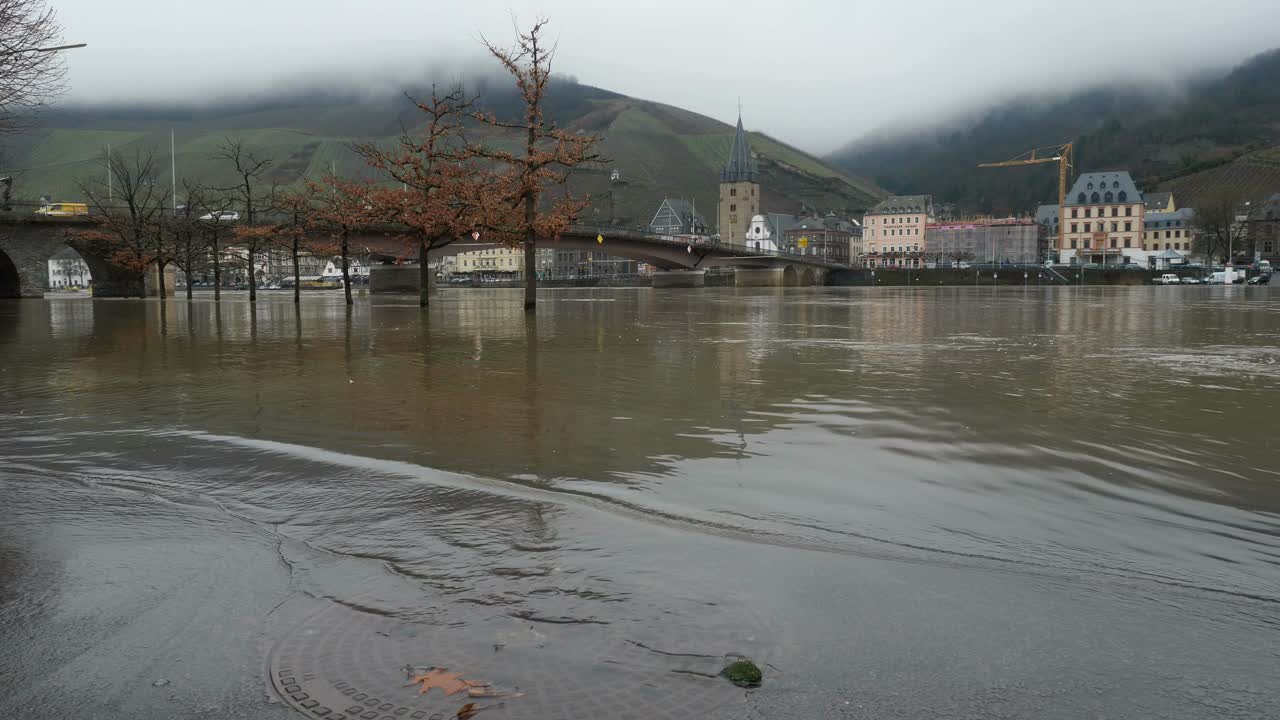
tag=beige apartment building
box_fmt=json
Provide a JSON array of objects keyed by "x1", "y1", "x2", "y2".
[
  {"x1": 1058, "y1": 172, "x2": 1145, "y2": 265},
  {"x1": 862, "y1": 195, "x2": 933, "y2": 268},
  {"x1": 454, "y1": 246, "x2": 552, "y2": 278}
]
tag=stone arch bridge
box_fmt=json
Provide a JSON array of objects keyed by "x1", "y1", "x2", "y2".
[{"x1": 0, "y1": 216, "x2": 844, "y2": 298}]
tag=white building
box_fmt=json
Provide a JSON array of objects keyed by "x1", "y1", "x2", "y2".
[{"x1": 46, "y1": 247, "x2": 90, "y2": 288}]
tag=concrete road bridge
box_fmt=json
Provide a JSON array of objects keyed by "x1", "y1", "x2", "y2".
[{"x1": 0, "y1": 214, "x2": 846, "y2": 298}]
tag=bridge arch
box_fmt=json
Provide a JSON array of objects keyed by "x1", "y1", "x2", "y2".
[
  {"x1": 0, "y1": 248, "x2": 20, "y2": 298},
  {"x1": 782, "y1": 265, "x2": 799, "y2": 287},
  {"x1": 799, "y1": 267, "x2": 817, "y2": 287}
]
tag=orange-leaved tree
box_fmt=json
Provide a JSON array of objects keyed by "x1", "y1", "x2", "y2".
[
  {"x1": 472, "y1": 18, "x2": 603, "y2": 311},
  {"x1": 273, "y1": 183, "x2": 321, "y2": 304},
  {"x1": 353, "y1": 85, "x2": 501, "y2": 307},
  {"x1": 308, "y1": 175, "x2": 376, "y2": 306}
]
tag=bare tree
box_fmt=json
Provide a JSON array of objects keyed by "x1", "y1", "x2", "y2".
[
  {"x1": 1194, "y1": 188, "x2": 1262, "y2": 265},
  {"x1": 473, "y1": 18, "x2": 603, "y2": 311},
  {"x1": 0, "y1": 0, "x2": 70, "y2": 132},
  {"x1": 274, "y1": 183, "x2": 320, "y2": 304},
  {"x1": 213, "y1": 138, "x2": 273, "y2": 301},
  {"x1": 190, "y1": 190, "x2": 236, "y2": 302},
  {"x1": 169, "y1": 180, "x2": 210, "y2": 301},
  {"x1": 75, "y1": 149, "x2": 171, "y2": 298}
]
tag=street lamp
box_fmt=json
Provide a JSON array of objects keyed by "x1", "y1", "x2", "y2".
[{"x1": 0, "y1": 43, "x2": 86, "y2": 58}]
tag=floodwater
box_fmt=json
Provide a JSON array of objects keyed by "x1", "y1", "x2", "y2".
[{"x1": 3, "y1": 287, "x2": 1280, "y2": 719}]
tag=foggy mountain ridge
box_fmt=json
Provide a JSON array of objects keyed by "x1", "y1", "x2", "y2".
[{"x1": 829, "y1": 47, "x2": 1280, "y2": 213}]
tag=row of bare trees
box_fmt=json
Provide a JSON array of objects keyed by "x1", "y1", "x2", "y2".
[{"x1": 71, "y1": 18, "x2": 601, "y2": 311}]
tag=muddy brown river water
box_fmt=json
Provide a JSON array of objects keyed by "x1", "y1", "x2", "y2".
[{"x1": 2, "y1": 286, "x2": 1279, "y2": 719}]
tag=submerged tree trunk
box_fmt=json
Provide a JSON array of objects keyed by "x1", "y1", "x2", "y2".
[
  {"x1": 341, "y1": 232, "x2": 352, "y2": 306},
  {"x1": 248, "y1": 248, "x2": 257, "y2": 303},
  {"x1": 185, "y1": 263, "x2": 193, "y2": 301},
  {"x1": 418, "y1": 238, "x2": 429, "y2": 308},
  {"x1": 156, "y1": 259, "x2": 167, "y2": 299},
  {"x1": 212, "y1": 235, "x2": 222, "y2": 302},
  {"x1": 292, "y1": 239, "x2": 301, "y2": 305}
]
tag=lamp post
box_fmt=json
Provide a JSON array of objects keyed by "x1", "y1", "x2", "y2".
[{"x1": 0, "y1": 42, "x2": 86, "y2": 58}]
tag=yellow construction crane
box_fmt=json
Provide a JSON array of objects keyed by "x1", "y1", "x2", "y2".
[{"x1": 978, "y1": 142, "x2": 1073, "y2": 253}]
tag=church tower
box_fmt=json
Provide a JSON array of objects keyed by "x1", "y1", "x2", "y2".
[{"x1": 718, "y1": 114, "x2": 760, "y2": 244}]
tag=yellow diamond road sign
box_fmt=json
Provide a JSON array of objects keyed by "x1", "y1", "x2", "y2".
[
  {"x1": 597, "y1": 234, "x2": 604, "y2": 244},
  {"x1": 798, "y1": 237, "x2": 809, "y2": 249}
]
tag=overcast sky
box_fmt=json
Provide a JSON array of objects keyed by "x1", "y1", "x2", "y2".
[{"x1": 52, "y1": 0, "x2": 1280, "y2": 154}]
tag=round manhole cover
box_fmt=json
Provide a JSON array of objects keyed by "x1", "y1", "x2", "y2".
[{"x1": 267, "y1": 600, "x2": 765, "y2": 720}]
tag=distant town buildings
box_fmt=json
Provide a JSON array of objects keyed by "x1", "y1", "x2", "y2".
[
  {"x1": 862, "y1": 195, "x2": 934, "y2": 268},
  {"x1": 926, "y1": 218, "x2": 1043, "y2": 265}
]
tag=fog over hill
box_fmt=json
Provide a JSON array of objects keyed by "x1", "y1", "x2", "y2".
[{"x1": 830, "y1": 48, "x2": 1280, "y2": 213}]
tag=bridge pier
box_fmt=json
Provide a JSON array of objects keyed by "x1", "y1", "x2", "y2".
[
  {"x1": 734, "y1": 267, "x2": 786, "y2": 287},
  {"x1": 370, "y1": 264, "x2": 435, "y2": 295},
  {"x1": 651, "y1": 269, "x2": 706, "y2": 288}
]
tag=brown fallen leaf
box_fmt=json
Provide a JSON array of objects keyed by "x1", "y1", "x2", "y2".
[
  {"x1": 411, "y1": 668, "x2": 474, "y2": 697},
  {"x1": 456, "y1": 703, "x2": 479, "y2": 720}
]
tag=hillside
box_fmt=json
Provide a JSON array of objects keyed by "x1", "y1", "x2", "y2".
[
  {"x1": 830, "y1": 49, "x2": 1280, "y2": 213},
  {"x1": 1, "y1": 80, "x2": 886, "y2": 227}
]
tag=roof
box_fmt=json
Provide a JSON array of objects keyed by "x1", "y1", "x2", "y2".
[
  {"x1": 650, "y1": 198, "x2": 707, "y2": 233},
  {"x1": 1065, "y1": 172, "x2": 1142, "y2": 206},
  {"x1": 720, "y1": 115, "x2": 759, "y2": 184},
  {"x1": 1144, "y1": 208, "x2": 1195, "y2": 228},
  {"x1": 866, "y1": 195, "x2": 932, "y2": 216},
  {"x1": 1035, "y1": 204, "x2": 1060, "y2": 225},
  {"x1": 1155, "y1": 248, "x2": 1186, "y2": 258},
  {"x1": 765, "y1": 213, "x2": 798, "y2": 237},
  {"x1": 1143, "y1": 192, "x2": 1173, "y2": 211}
]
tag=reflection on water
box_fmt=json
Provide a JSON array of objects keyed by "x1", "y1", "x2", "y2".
[{"x1": 3, "y1": 288, "x2": 1280, "y2": 678}]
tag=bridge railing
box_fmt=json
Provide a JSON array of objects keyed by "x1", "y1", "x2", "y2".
[{"x1": 564, "y1": 224, "x2": 851, "y2": 268}]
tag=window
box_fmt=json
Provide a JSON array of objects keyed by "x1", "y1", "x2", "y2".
[
  {"x1": 1166, "y1": 231, "x2": 1172, "y2": 239},
  {"x1": 1119, "y1": 191, "x2": 1128, "y2": 202},
  {"x1": 1071, "y1": 223, "x2": 1078, "y2": 233},
  {"x1": 1165, "y1": 243, "x2": 1171, "y2": 250},
  {"x1": 1071, "y1": 208, "x2": 1079, "y2": 218},
  {"x1": 1078, "y1": 193, "x2": 1087, "y2": 203},
  {"x1": 1087, "y1": 182, "x2": 1094, "y2": 190},
  {"x1": 1083, "y1": 222, "x2": 1091, "y2": 233},
  {"x1": 1105, "y1": 191, "x2": 1114, "y2": 203},
  {"x1": 1111, "y1": 222, "x2": 1118, "y2": 232},
  {"x1": 1110, "y1": 238, "x2": 1117, "y2": 249},
  {"x1": 1124, "y1": 238, "x2": 1131, "y2": 248},
  {"x1": 1091, "y1": 192, "x2": 1100, "y2": 203},
  {"x1": 1175, "y1": 230, "x2": 1182, "y2": 238},
  {"x1": 730, "y1": 204, "x2": 737, "y2": 212},
  {"x1": 730, "y1": 188, "x2": 737, "y2": 197},
  {"x1": 1125, "y1": 222, "x2": 1132, "y2": 232},
  {"x1": 1126, "y1": 207, "x2": 1133, "y2": 217}
]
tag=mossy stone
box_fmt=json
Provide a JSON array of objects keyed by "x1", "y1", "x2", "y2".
[{"x1": 720, "y1": 659, "x2": 762, "y2": 688}]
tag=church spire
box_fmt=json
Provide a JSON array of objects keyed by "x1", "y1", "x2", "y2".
[{"x1": 721, "y1": 114, "x2": 759, "y2": 184}]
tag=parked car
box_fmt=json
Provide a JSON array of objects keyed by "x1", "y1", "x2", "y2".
[
  {"x1": 199, "y1": 210, "x2": 240, "y2": 223},
  {"x1": 1153, "y1": 273, "x2": 1181, "y2": 285},
  {"x1": 1247, "y1": 274, "x2": 1270, "y2": 285},
  {"x1": 1180, "y1": 276, "x2": 1200, "y2": 285}
]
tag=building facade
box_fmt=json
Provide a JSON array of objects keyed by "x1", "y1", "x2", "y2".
[
  {"x1": 782, "y1": 214, "x2": 855, "y2": 264},
  {"x1": 1143, "y1": 208, "x2": 1196, "y2": 257},
  {"x1": 925, "y1": 218, "x2": 1042, "y2": 265},
  {"x1": 46, "y1": 247, "x2": 90, "y2": 288},
  {"x1": 1252, "y1": 194, "x2": 1280, "y2": 264},
  {"x1": 862, "y1": 195, "x2": 933, "y2": 268},
  {"x1": 1058, "y1": 172, "x2": 1145, "y2": 265},
  {"x1": 454, "y1": 246, "x2": 552, "y2": 278},
  {"x1": 718, "y1": 115, "x2": 760, "y2": 245}
]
